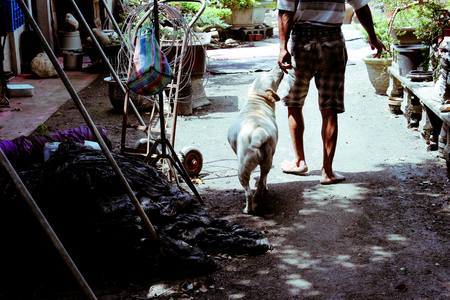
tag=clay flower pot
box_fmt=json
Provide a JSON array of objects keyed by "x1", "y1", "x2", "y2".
[{"x1": 361, "y1": 54, "x2": 393, "y2": 95}]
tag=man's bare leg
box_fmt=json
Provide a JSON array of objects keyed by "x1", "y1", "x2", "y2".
[
  {"x1": 320, "y1": 109, "x2": 345, "y2": 184},
  {"x1": 281, "y1": 107, "x2": 309, "y2": 173}
]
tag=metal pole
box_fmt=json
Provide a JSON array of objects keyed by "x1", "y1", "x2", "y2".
[
  {"x1": 69, "y1": 0, "x2": 146, "y2": 126},
  {"x1": 100, "y1": 0, "x2": 131, "y2": 54},
  {"x1": 15, "y1": 0, "x2": 158, "y2": 241},
  {"x1": 0, "y1": 149, "x2": 97, "y2": 300}
]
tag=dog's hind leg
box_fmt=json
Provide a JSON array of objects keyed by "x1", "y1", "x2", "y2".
[
  {"x1": 239, "y1": 174, "x2": 254, "y2": 214},
  {"x1": 255, "y1": 156, "x2": 272, "y2": 199},
  {"x1": 238, "y1": 156, "x2": 258, "y2": 214}
]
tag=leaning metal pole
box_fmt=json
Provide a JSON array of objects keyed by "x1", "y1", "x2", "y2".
[
  {"x1": 100, "y1": 0, "x2": 131, "y2": 54},
  {"x1": 0, "y1": 149, "x2": 98, "y2": 300},
  {"x1": 15, "y1": 0, "x2": 158, "y2": 241},
  {"x1": 70, "y1": 0, "x2": 146, "y2": 127}
]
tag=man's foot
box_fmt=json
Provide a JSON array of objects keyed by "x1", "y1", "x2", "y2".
[
  {"x1": 280, "y1": 160, "x2": 308, "y2": 174},
  {"x1": 320, "y1": 171, "x2": 345, "y2": 185}
]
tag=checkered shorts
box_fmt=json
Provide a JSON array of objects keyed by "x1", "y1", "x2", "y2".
[{"x1": 282, "y1": 29, "x2": 347, "y2": 113}]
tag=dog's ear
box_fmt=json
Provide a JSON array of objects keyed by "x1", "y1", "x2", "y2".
[{"x1": 266, "y1": 90, "x2": 280, "y2": 102}]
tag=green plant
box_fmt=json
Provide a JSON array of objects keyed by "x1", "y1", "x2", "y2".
[
  {"x1": 357, "y1": 0, "x2": 449, "y2": 68},
  {"x1": 35, "y1": 123, "x2": 54, "y2": 141},
  {"x1": 354, "y1": 14, "x2": 397, "y2": 58},
  {"x1": 383, "y1": 0, "x2": 450, "y2": 74},
  {"x1": 179, "y1": 3, "x2": 231, "y2": 32},
  {"x1": 385, "y1": 0, "x2": 449, "y2": 42},
  {"x1": 209, "y1": 0, "x2": 264, "y2": 11}
]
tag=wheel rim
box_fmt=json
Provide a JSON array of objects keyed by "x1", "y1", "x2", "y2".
[{"x1": 185, "y1": 153, "x2": 200, "y2": 173}]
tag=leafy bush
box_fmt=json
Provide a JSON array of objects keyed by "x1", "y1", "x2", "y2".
[
  {"x1": 208, "y1": 0, "x2": 264, "y2": 11},
  {"x1": 179, "y1": 2, "x2": 232, "y2": 32}
]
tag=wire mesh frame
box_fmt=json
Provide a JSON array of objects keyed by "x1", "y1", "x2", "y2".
[
  {"x1": 118, "y1": 2, "x2": 201, "y2": 191},
  {"x1": 119, "y1": 1, "x2": 208, "y2": 151},
  {"x1": 115, "y1": 2, "x2": 208, "y2": 104}
]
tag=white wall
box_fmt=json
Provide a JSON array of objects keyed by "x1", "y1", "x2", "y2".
[{"x1": 2, "y1": 25, "x2": 24, "y2": 75}]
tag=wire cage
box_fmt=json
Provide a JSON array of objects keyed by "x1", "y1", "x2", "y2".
[{"x1": 113, "y1": 1, "x2": 208, "y2": 108}]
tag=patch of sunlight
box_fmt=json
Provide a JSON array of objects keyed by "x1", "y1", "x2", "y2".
[
  {"x1": 224, "y1": 265, "x2": 237, "y2": 271},
  {"x1": 230, "y1": 293, "x2": 246, "y2": 299},
  {"x1": 257, "y1": 269, "x2": 270, "y2": 275},
  {"x1": 386, "y1": 233, "x2": 409, "y2": 245},
  {"x1": 440, "y1": 281, "x2": 450, "y2": 292},
  {"x1": 238, "y1": 279, "x2": 252, "y2": 285},
  {"x1": 283, "y1": 258, "x2": 322, "y2": 269},
  {"x1": 439, "y1": 205, "x2": 450, "y2": 214},
  {"x1": 285, "y1": 274, "x2": 313, "y2": 293},
  {"x1": 290, "y1": 222, "x2": 307, "y2": 230},
  {"x1": 303, "y1": 184, "x2": 366, "y2": 202},
  {"x1": 336, "y1": 254, "x2": 356, "y2": 268},
  {"x1": 300, "y1": 185, "x2": 367, "y2": 213},
  {"x1": 147, "y1": 283, "x2": 177, "y2": 298},
  {"x1": 299, "y1": 208, "x2": 322, "y2": 215},
  {"x1": 369, "y1": 245, "x2": 394, "y2": 262},
  {"x1": 306, "y1": 290, "x2": 324, "y2": 296},
  {"x1": 281, "y1": 250, "x2": 322, "y2": 269}
]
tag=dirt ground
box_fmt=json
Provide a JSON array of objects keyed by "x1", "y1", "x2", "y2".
[{"x1": 4, "y1": 52, "x2": 450, "y2": 300}]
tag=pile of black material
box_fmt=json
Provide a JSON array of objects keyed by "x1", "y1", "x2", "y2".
[{"x1": 1, "y1": 141, "x2": 272, "y2": 279}]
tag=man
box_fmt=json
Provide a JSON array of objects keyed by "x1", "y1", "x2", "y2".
[{"x1": 277, "y1": 0, "x2": 385, "y2": 184}]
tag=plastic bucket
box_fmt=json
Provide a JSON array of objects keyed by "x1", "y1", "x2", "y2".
[
  {"x1": 43, "y1": 142, "x2": 61, "y2": 161},
  {"x1": 59, "y1": 31, "x2": 82, "y2": 51}
]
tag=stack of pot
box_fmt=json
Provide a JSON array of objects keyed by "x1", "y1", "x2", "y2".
[{"x1": 59, "y1": 13, "x2": 84, "y2": 71}]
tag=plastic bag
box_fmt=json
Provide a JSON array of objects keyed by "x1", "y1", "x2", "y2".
[{"x1": 127, "y1": 26, "x2": 173, "y2": 95}]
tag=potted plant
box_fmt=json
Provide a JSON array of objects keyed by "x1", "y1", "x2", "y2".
[
  {"x1": 383, "y1": 0, "x2": 446, "y2": 42},
  {"x1": 178, "y1": 2, "x2": 232, "y2": 32},
  {"x1": 356, "y1": 0, "x2": 449, "y2": 94},
  {"x1": 383, "y1": 0, "x2": 450, "y2": 73},
  {"x1": 208, "y1": 0, "x2": 275, "y2": 30},
  {"x1": 356, "y1": 13, "x2": 396, "y2": 94}
]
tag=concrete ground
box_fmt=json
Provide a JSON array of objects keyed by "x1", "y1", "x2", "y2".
[
  {"x1": 0, "y1": 25, "x2": 369, "y2": 141},
  {"x1": 0, "y1": 70, "x2": 99, "y2": 141}
]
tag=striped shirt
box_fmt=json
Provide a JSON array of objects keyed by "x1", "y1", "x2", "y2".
[{"x1": 277, "y1": 0, "x2": 371, "y2": 27}]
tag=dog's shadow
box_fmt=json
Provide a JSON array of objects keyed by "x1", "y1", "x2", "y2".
[{"x1": 250, "y1": 175, "x2": 318, "y2": 217}]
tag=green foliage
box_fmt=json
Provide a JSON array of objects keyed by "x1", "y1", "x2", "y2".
[
  {"x1": 354, "y1": 14, "x2": 397, "y2": 58},
  {"x1": 120, "y1": 0, "x2": 274, "y2": 34},
  {"x1": 35, "y1": 123, "x2": 54, "y2": 141},
  {"x1": 356, "y1": 0, "x2": 450, "y2": 61},
  {"x1": 209, "y1": 0, "x2": 265, "y2": 11},
  {"x1": 36, "y1": 123, "x2": 50, "y2": 136},
  {"x1": 266, "y1": 0, "x2": 277, "y2": 10},
  {"x1": 388, "y1": 1, "x2": 448, "y2": 42},
  {"x1": 381, "y1": 0, "x2": 450, "y2": 44},
  {"x1": 179, "y1": 3, "x2": 232, "y2": 31}
]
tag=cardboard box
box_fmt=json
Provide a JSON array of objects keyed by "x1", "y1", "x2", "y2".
[{"x1": 6, "y1": 84, "x2": 34, "y2": 97}]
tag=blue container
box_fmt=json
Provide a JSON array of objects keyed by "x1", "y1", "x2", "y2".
[{"x1": 3, "y1": 0, "x2": 24, "y2": 32}]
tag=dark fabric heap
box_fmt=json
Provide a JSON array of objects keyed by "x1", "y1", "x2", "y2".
[{"x1": 0, "y1": 141, "x2": 272, "y2": 279}]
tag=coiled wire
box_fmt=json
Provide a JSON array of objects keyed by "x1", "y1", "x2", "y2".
[{"x1": 115, "y1": 2, "x2": 209, "y2": 105}]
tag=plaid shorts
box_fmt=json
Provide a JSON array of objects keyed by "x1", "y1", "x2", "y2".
[{"x1": 282, "y1": 28, "x2": 348, "y2": 113}]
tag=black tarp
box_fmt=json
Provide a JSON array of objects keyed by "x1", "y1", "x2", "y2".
[{"x1": 1, "y1": 141, "x2": 272, "y2": 279}]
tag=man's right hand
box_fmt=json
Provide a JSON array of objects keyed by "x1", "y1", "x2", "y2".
[
  {"x1": 278, "y1": 49, "x2": 292, "y2": 73},
  {"x1": 278, "y1": 10, "x2": 294, "y2": 73},
  {"x1": 368, "y1": 36, "x2": 386, "y2": 59}
]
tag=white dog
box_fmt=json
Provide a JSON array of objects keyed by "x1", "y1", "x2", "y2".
[{"x1": 227, "y1": 66, "x2": 285, "y2": 214}]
